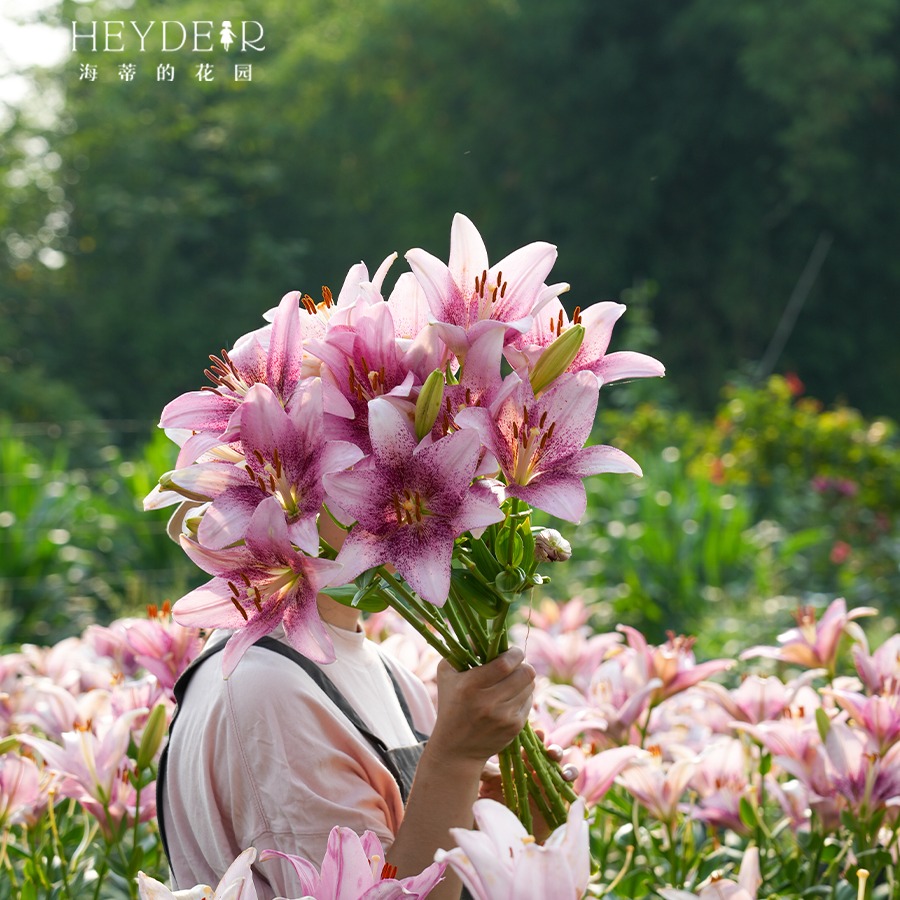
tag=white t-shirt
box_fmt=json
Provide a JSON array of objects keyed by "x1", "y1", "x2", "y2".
[{"x1": 162, "y1": 622, "x2": 436, "y2": 899}]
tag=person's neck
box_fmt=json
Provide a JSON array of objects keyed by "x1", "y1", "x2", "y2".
[{"x1": 316, "y1": 594, "x2": 362, "y2": 633}]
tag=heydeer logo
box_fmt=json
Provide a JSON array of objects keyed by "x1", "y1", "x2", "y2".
[{"x1": 70, "y1": 20, "x2": 265, "y2": 53}]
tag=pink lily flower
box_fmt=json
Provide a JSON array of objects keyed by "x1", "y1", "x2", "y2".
[
  {"x1": 17, "y1": 708, "x2": 152, "y2": 837},
  {"x1": 775, "y1": 721, "x2": 900, "y2": 821},
  {"x1": 741, "y1": 598, "x2": 877, "y2": 674},
  {"x1": 522, "y1": 597, "x2": 594, "y2": 635},
  {"x1": 617, "y1": 752, "x2": 697, "y2": 824},
  {"x1": 618, "y1": 626, "x2": 733, "y2": 703},
  {"x1": 167, "y1": 381, "x2": 363, "y2": 553},
  {"x1": 160, "y1": 290, "x2": 305, "y2": 441},
  {"x1": 571, "y1": 745, "x2": 647, "y2": 805},
  {"x1": 173, "y1": 497, "x2": 344, "y2": 677},
  {"x1": 506, "y1": 297, "x2": 664, "y2": 386},
  {"x1": 826, "y1": 687, "x2": 900, "y2": 752},
  {"x1": 455, "y1": 371, "x2": 641, "y2": 522},
  {"x1": 406, "y1": 213, "x2": 566, "y2": 359},
  {"x1": 307, "y1": 301, "x2": 418, "y2": 455},
  {"x1": 262, "y1": 826, "x2": 445, "y2": 899},
  {"x1": 688, "y1": 737, "x2": 752, "y2": 834},
  {"x1": 658, "y1": 846, "x2": 761, "y2": 900},
  {"x1": 435, "y1": 797, "x2": 590, "y2": 900},
  {"x1": 0, "y1": 754, "x2": 44, "y2": 828},
  {"x1": 386, "y1": 271, "x2": 455, "y2": 379},
  {"x1": 123, "y1": 606, "x2": 205, "y2": 694},
  {"x1": 542, "y1": 654, "x2": 663, "y2": 748},
  {"x1": 139, "y1": 846, "x2": 258, "y2": 899},
  {"x1": 699, "y1": 674, "x2": 814, "y2": 727},
  {"x1": 324, "y1": 398, "x2": 504, "y2": 606},
  {"x1": 853, "y1": 633, "x2": 900, "y2": 694},
  {"x1": 512, "y1": 626, "x2": 622, "y2": 691}
]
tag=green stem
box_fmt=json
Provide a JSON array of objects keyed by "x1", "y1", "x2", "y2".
[
  {"x1": 442, "y1": 589, "x2": 479, "y2": 658},
  {"x1": 46, "y1": 796, "x2": 72, "y2": 900},
  {"x1": 498, "y1": 745, "x2": 520, "y2": 817},
  {"x1": 511, "y1": 735, "x2": 533, "y2": 834},
  {"x1": 505, "y1": 498, "x2": 521, "y2": 567},
  {"x1": 378, "y1": 569, "x2": 479, "y2": 667},
  {"x1": 487, "y1": 599, "x2": 511, "y2": 660},
  {"x1": 450, "y1": 583, "x2": 491, "y2": 656}
]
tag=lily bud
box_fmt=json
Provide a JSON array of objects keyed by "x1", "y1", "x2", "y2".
[
  {"x1": 414, "y1": 369, "x2": 446, "y2": 440},
  {"x1": 158, "y1": 471, "x2": 209, "y2": 503},
  {"x1": 136, "y1": 703, "x2": 169, "y2": 771},
  {"x1": 529, "y1": 324, "x2": 585, "y2": 395},
  {"x1": 533, "y1": 527, "x2": 572, "y2": 562}
]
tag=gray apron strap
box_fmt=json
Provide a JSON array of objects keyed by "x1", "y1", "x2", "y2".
[{"x1": 156, "y1": 635, "x2": 426, "y2": 868}]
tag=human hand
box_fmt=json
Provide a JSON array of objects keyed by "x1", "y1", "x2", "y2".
[{"x1": 428, "y1": 648, "x2": 536, "y2": 766}]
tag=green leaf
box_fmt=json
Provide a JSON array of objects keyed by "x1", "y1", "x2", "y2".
[
  {"x1": 451, "y1": 569, "x2": 504, "y2": 618},
  {"x1": 738, "y1": 795, "x2": 757, "y2": 830},
  {"x1": 495, "y1": 529, "x2": 524, "y2": 567},
  {"x1": 816, "y1": 707, "x2": 831, "y2": 744},
  {"x1": 468, "y1": 537, "x2": 503, "y2": 580}
]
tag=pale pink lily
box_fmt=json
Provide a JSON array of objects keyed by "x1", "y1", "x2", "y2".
[
  {"x1": 167, "y1": 381, "x2": 363, "y2": 552},
  {"x1": 433, "y1": 327, "x2": 509, "y2": 440},
  {"x1": 522, "y1": 597, "x2": 593, "y2": 635},
  {"x1": 688, "y1": 737, "x2": 752, "y2": 834},
  {"x1": 541, "y1": 654, "x2": 663, "y2": 748},
  {"x1": 435, "y1": 797, "x2": 590, "y2": 900},
  {"x1": 699, "y1": 674, "x2": 812, "y2": 727},
  {"x1": 658, "y1": 846, "x2": 761, "y2": 900},
  {"x1": 406, "y1": 213, "x2": 566, "y2": 359},
  {"x1": 775, "y1": 721, "x2": 900, "y2": 820},
  {"x1": 0, "y1": 754, "x2": 43, "y2": 828},
  {"x1": 173, "y1": 497, "x2": 344, "y2": 677},
  {"x1": 618, "y1": 626, "x2": 733, "y2": 703},
  {"x1": 826, "y1": 687, "x2": 900, "y2": 752},
  {"x1": 17, "y1": 708, "x2": 152, "y2": 837},
  {"x1": 123, "y1": 609, "x2": 205, "y2": 694},
  {"x1": 15, "y1": 681, "x2": 114, "y2": 743},
  {"x1": 138, "y1": 846, "x2": 258, "y2": 900},
  {"x1": 261, "y1": 826, "x2": 445, "y2": 899},
  {"x1": 853, "y1": 634, "x2": 900, "y2": 694},
  {"x1": 506, "y1": 297, "x2": 664, "y2": 386},
  {"x1": 160, "y1": 290, "x2": 305, "y2": 443},
  {"x1": 455, "y1": 371, "x2": 640, "y2": 522},
  {"x1": 324, "y1": 398, "x2": 504, "y2": 606},
  {"x1": 617, "y1": 753, "x2": 697, "y2": 824},
  {"x1": 511, "y1": 625, "x2": 622, "y2": 691},
  {"x1": 571, "y1": 745, "x2": 647, "y2": 805},
  {"x1": 741, "y1": 598, "x2": 877, "y2": 674}
]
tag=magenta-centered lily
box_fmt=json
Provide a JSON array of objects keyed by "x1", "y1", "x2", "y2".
[
  {"x1": 406, "y1": 213, "x2": 566, "y2": 358},
  {"x1": 324, "y1": 398, "x2": 504, "y2": 606},
  {"x1": 507, "y1": 297, "x2": 665, "y2": 386},
  {"x1": 173, "y1": 497, "x2": 343, "y2": 677},
  {"x1": 455, "y1": 371, "x2": 641, "y2": 522},
  {"x1": 165, "y1": 381, "x2": 363, "y2": 553},
  {"x1": 160, "y1": 290, "x2": 305, "y2": 442}
]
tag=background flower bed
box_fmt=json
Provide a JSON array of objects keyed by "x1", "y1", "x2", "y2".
[{"x1": 1, "y1": 596, "x2": 897, "y2": 898}]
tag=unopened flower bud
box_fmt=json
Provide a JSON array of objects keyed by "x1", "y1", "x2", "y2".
[
  {"x1": 415, "y1": 369, "x2": 446, "y2": 440},
  {"x1": 136, "y1": 703, "x2": 168, "y2": 770},
  {"x1": 529, "y1": 323, "x2": 585, "y2": 395},
  {"x1": 533, "y1": 528, "x2": 572, "y2": 562}
]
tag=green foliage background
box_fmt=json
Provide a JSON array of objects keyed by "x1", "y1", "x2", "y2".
[{"x1": 3, "y1": 0, "x2": 900, "y2": 425}]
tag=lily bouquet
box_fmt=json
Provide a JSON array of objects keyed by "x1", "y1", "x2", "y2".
[{"x1": 146, "y1": 213, "x2": 664, "y2": 831}]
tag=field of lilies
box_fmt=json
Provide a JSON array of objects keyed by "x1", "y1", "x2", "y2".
[{"x1": 1, "y1": 595, "x2": 898, "y2": 898}]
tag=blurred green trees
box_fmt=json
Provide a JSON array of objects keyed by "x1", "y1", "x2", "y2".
[{"x1": 2, "y1": 0, "x2": 899, "y2": 425}]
